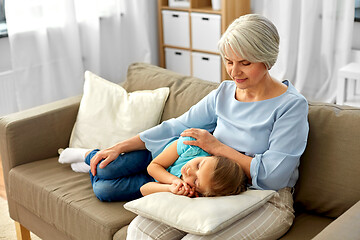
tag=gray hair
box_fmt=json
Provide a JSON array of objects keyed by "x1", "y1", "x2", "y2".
[{"x1": 218, "y1": 14, "x2": 280, "y2": 70}]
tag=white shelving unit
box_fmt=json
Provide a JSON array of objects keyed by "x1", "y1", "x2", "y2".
[{"x1": 157, "y1": 0, "x2": 250, "y2": 82}]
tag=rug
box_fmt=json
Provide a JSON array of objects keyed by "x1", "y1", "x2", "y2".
[{"x1": 0, "y1": 197, "x2": 41, "y2": 240}]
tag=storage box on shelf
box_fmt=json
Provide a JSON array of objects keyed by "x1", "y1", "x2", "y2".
[
  {"x1": 157, "y1": 0, "x2": 250, "y2": 83},
  {"x1": 165, "y1": 48, "x2": 191, "y2": 76},
  {"x1": 191, "y1": 12, "x2": 221, "y2": 53},
  {"x1": 169, "y1": 0, "x2": 190, "y2": 8},
  {"x1": 162, "y1": 10, "x2": 190, "y2": 48},
  {"x1": 192, "y1": 52, "x2": 221, "y2": 83}
]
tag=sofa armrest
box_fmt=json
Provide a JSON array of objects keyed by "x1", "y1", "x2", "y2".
[
  {"x1": 312, "y1": 200, "x2": 360, "y2": 240},
  {"x1": 0, "y1": 95, "x2": 81, "y2": 187}
]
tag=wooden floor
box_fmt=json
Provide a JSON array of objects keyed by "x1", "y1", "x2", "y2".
[{"x1": 0, "y1": 155, "x2": 7, "y2": 200}]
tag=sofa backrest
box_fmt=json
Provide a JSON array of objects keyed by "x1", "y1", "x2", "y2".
[
  {"x1": 124, "y1": 62, "x2": 360, "y2": 219},
  {"x1": 294, "y1": 102, "x2": 360, "y2": 218},
  {"x1": 123, "y1": 62, "x2": 218, "y2": 122}
]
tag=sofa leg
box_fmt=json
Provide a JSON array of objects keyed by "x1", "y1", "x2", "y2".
[{"x1": 15, "y1": 222, "x2": 31, "y2": 240}]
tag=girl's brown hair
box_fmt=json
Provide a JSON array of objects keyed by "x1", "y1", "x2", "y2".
[{"x1": 204, "y1": 156, "x2": 247, "y2": 197}]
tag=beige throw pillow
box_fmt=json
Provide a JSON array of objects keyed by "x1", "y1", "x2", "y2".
[{"x1": 69, "y1": 71, "x2": 169, "y2": 149}]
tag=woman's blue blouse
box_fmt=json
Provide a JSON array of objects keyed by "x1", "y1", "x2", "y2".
[{"x1": 140, "y1": 80, "x2": 309, "y2": 190}]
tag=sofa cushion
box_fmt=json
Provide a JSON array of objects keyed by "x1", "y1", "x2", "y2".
[
  {"x1": 70, "y1": 71, "x2": 169, "y2": 149},
  {"x1": 8, "y1": 158, "x2": 136, "y2": 240},
  {"x1": 294, "y1": 102, "x2": 360, "y2": 218},
  {"x1": 279, "y1": 213, "x2": 333, "y2": 240},
  {"x1": 123, "y1": 62, "x2": 219, "y2": 122},
  {"x1": 312, "y1": 200, "x2": 360, "y2": 240}
]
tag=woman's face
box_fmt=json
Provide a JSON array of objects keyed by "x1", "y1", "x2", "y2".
[
  {"x1": 224, "y1": 49, "x2": 269, "y2": 91},
  {"x1": 180, "y1": 156, "x2": 216, "y2": 194}
]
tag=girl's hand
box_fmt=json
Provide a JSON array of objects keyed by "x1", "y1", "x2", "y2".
[
  {"x1": 181, "y1": 128, "x2": 223, "y2": 155},
  {"x1": 170, "y1": 179, "x2": 196, "y2": 197}
]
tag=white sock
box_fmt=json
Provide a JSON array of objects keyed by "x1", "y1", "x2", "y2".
[
  {"x1": 58, "y1": 148, "x2": 91, "y2": 164},
  {"x1": 71, "y1": 162, "x2": 91, "y2": 173}
]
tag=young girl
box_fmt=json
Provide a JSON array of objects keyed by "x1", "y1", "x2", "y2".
[
  {"x1": 141, "y1": 136, "x2": 247, "y2": 198},
  {"x1": 59, "y1": 136, "x2": 247, "y2": 201}
]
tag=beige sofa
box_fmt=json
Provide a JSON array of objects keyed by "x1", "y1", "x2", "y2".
[{"x1": 1, "y1": 62, "x2": 359, "y2": 240}]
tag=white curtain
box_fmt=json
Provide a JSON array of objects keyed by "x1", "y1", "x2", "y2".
[
  {"x1": 5, "y1": 0, "x2": 84, "y2": 111},
  {"x1": 253, "y1": 0, "x2": 355, "y2": 102},
  {"x1": 75, "y1": 0, "x2": 158, "y2": 82},
  {"x1": 2, "y1": 0, "x2": 158, "y2": 115}
]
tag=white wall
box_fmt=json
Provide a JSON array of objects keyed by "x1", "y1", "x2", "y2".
[
  {"x1": 0, "y1": 37, "x2": 17, "y2": 115},
  {"x1": 0, "y1": 37, "x2": 11, "y2": 72},
  {"x1": 353, "y1": 22, "x2": 360, "y2": 51}
]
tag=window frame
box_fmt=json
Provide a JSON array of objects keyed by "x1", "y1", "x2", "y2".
[
  {"x1": 356, "y1": 0, "x2": 360, "y2": 22},
  {"x1": 0, "y1": 0, "x2": 7, "y2": 38}
]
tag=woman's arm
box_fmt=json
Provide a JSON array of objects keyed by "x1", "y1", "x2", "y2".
[
  {"x1": 90, "y1": 135, "x2": 146, "y2": 176},
  {"x1": 139, "y1": 84, "x2": 222, "y2": 158},
  {"x1": 250, "y1": 98, "x2": 309, "y2": 190}
]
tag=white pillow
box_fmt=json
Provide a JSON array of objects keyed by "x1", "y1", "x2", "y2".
[
  {"x1": 124, "y1": 189, "x2": 275, "y2": 235},
  {"x1": 69, "y1": 71, "x2": 170, "y2": 149}
]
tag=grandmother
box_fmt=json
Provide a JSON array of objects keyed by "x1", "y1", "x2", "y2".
[{"x1": 91, "y1": 14, "x2": 309, "y2": 239}]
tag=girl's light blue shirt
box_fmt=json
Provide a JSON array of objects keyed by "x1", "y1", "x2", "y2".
[
  {"x1": 140, "y1": 80, "x2": 309, "y2": 190},
  {"x1": 165, "y1": 136, "x2": 210, "y2": 178}
]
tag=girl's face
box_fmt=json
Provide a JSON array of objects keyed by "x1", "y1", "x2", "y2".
[
  {"x1": 181, "y1": 156, "x2": 216, "y2": 194},
  {"x1": 224, "y1": 49, "x2": 269, "y2": 92}
]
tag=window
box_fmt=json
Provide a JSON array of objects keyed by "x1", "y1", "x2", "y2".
[
  {"x1": 356, "y1": 0, "x2": 360, "y2": 22},
  {"x1": 0, "y1": 0, "x2": 7, "y2": 37}
]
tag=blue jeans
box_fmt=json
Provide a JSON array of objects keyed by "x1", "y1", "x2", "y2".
[{"x1": 85, "y1": 149, "x2": 154, "y2": 202}]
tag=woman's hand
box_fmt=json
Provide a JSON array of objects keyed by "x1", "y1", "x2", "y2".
[
  {"x1": 182, "y1": 128, "x2": 253, "y2": 181},
  {"x1": 90, "y1": 135, "x2": 146, "y2": 176},
  {"x1": 90, "y1": 147, "x2": 120, "y2": 176},
  {"x1": 180, "y1": 128, "x2": 223, "y2": 155},
  {"x1": 169, "y1": 179, "x2": 196, "y2": 197}
]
